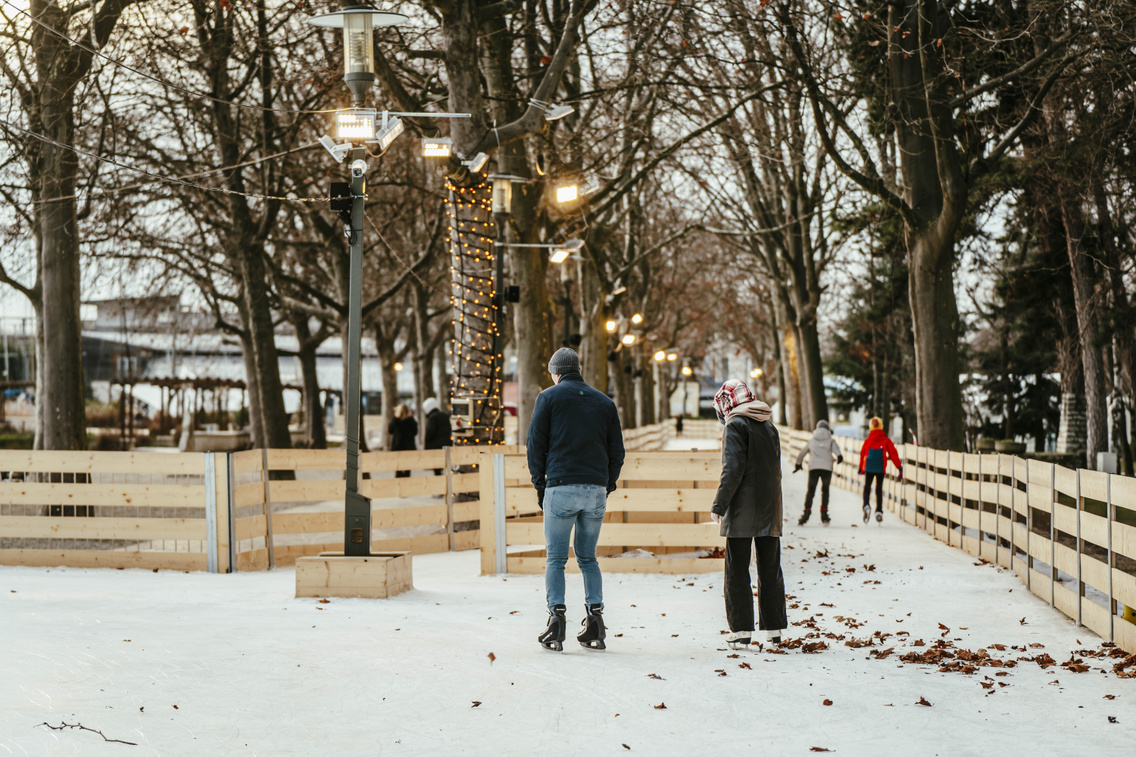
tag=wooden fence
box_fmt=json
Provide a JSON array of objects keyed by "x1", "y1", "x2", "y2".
[
  {"x1": 0, "y1": 445, "x2": 514, "y2": 572},
  {"x1": 778, "y1": 426, "x2": 1136, "y2": 652},
  {"x1": 0, "y1": 418, "x2": 678, "y2": 574},
  {"x1": 478, "y1": 448, "x2": 724, "y2": 576}
]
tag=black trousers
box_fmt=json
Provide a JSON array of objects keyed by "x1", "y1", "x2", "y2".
[
  {"x1": 724, "y1": 536, "x2": 787, "y2": 633},
  {"x1": 803, "y1": 469, "x2": 832, "y2": 513},
  {"x1": 863, "y1": 471, "x2": 884, "y2": 510}
]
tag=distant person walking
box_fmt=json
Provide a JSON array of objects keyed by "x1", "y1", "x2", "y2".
[
  {"x1": 387, "y1": 403, "x2": 418, "y2": 478},
  {"x1": 422, "y1": 397, "x2": 450, "y2": 475},
  {"x1": 859, "y1": 416, "x2": 902, "y2": 524},
  {"x1": 710, "y1": 379, "x2": 786, "y2": 650},
  {"x1": 528, "y1": 348, "x2": 624, "y2": 652},
  {"x1": 793, "y1": 420, "x2": 843, "y2": 526}
]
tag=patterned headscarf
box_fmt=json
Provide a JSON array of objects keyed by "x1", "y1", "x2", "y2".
[{"x1": 714, "y1": 379, "x2": 760, "y2": 424}]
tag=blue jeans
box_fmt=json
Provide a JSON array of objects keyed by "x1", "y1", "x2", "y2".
[{"x1": 543, "y1": 484, "x2": 606, "y2": 611}]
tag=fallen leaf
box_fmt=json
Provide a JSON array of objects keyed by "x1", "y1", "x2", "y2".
[
  {"x1": 1108, "y1": 716, "x2": 1118, "y2": 724},
  {"x1": 1020, "y1": 617, "x2": 1027, "y2": 625},
  {"x1": 810, "y1": 748, "x2": 831, "y2": 753},
  {"x1": 318, "y1": 599, "x2": 330, "y2": 604},
  {"x1": 653, "y1": 703, "x2": 667, "y2": 710},
  {"x1": 916, "y1": 697, "x2": 932, "y2": 707},
  {"x1": 647, "y1": 673, "x2": 664, "y2": 680},
  {"x1": 1104, "y1": 694, "x2": 1116, "y2": 700},
  {"x1": 823, "y1": 699, "x2": 833, "y2": 706},
  {"x1": 471, "y1": 701, "x2": 481, "y2": 708},
  {"x1": 488, "y1": 652, "x2": 496, "y2": 664},
  {"x1": 623, "y1": 745, "x2": 630, "y2": 751},
  {"x1": 172, "y1": 705, "x2": 179, "y2": 710}
]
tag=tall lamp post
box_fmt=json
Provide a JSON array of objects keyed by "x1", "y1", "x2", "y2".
[{"x1": 309, "y1": 4, "x2": 407, "y2": 557}]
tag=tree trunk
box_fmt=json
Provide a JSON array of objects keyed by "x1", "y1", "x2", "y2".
[
  {"x1": 511, "y1": 246, "x2": 554, "y2": 440},
  {"x1": 237, "y1": 327, "x2": 265, "y2": 447},
  {"x1": 293, "y1": 317, "x2": 326, "y2": 449}
]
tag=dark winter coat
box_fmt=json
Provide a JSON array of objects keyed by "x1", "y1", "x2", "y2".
[
  {"x1": 423, "y1": 409, "x2": 451, "y2": 450},
  {"x1": 388, "y1": 416, "x2": 419, "y2": 452},
  {"x1": 858, "y1": 429, "x2": 901, "y2": 474},
  {"x1": 711, "y1": 415, "x2": 783, "y2": 538},
  {"x1": 527, "y1": 372, "x2": 625, "y2": 494}
]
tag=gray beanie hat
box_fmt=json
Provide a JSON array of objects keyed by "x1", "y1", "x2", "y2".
[
  {"x1": 816, "y1": 419, "x2": 830, "y2": 430},
  {"x1": 548, "y1": 347, "x2": 581, "y2": 375}
]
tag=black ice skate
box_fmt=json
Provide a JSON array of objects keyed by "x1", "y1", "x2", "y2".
[
  {"x1": 798, "y1": 510, "x2": 811, "y2": 526},
  {"x1": 577, "y1": 604, "x2": 606, "y2": 650},
  {"x1": 725, "y1": 631, "x2": 752, "y2": 650},
  {"x1": 820, "y1": 510, "x2": 830, "y2": 526},
  {"x1": 539, "y1": 605, "x2": 567, "y2": 651}
]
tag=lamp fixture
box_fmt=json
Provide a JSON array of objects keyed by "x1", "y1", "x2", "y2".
[
  {"x1": 667, "y1": 352, "x2": 677, "y2": 361},
  {"x1": 318, "y1": 135, "x2": 351, "y2": 163},
  {"x1": 374, "y1": 116, "x2": 404, "y2": 153},
  {"x1": 530, "y1": 98, "x2": 574, "y2": 121},
  {"x1": 308, "y1": 6, "x2": 408, "y2": 106},
  {"x1": 549, "y1": 248, "x2": 571, "y2": 264},
  {"x1": 621, "y1": 334, "x2": 637, "y2": 345},
  {"x1": 605, "y1": 320, "x2": 617, "y2": 333},
  {"x1": 631, "y1": 313, "x2": 643, "y2": 325},
  {"x1": 423, "y1": 137, "x2": 452, "y2": 157},
  {"x1": 464, "y1": 152, "x2": 490, "y2": 173},
  {"x1": 556, "y1": 183, "x2": 579, "y2": 203},
  {"x1": 654, "y1": 350, "x2": 667, "y2": 362},
  {"x1": 682, "y1": 365, "x2": 692, "y2": 376}
]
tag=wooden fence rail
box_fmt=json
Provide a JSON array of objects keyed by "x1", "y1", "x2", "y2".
[{"x1": 777, "y1": 426, "x2": 1136, "y2": 653}]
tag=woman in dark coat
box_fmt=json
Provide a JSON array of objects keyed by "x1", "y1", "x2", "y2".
[
  {"x1": 710, "y1": 379, "x2": 787, "y2": 650},
  {"x1": 388, "y1": 403, "x2": 418, "y2": 477}
]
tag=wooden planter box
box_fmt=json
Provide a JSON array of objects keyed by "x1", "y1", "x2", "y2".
[{"x1": 295, "y1": 551, "x2": 412, "y2": 599}]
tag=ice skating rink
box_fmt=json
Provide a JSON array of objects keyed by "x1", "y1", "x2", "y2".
[{"x1": 3, "y1": 446, "x2": 1133, "y2": 756}]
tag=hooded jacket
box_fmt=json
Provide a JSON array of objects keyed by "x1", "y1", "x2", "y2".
[
  {"x1": 711, "y1": 415, "x2": 782, "y2": 538},
  {"x1": 422, "y1": 397, "x2": 451, "y2": 450},
  {"x1": 858, "y1": 429, "x2": 902, "y2": 474},
  {"x1": 795, "y1": 423, "x2": 843, "y2": 471}
]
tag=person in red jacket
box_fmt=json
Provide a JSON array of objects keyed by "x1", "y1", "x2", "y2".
[{"x1": 858, "y1": 416, "x2": 902, "y2": 524}]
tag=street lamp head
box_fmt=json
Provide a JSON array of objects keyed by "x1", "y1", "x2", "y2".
[
  {"x1": 549, "y1": 248, "x2": 570, "y2": 264},
  {"x1": 667, "y1": 352, "x2": 677, "y2": 361},
  {"x1": 605, "y1": 320, "x2": 617, "y2": 333},
  {"x1": 555, "y1": 182, "x2": 579, "y2": 204},
  {"x1": 682, "y1": 365, "x2": 692, "y2": 376},
  {"x1": 530, "y1": 99, "x2": 574, "y2": 121},
  {"x1": 631, "y1": 313, "x2": 643, "y2": 325},
  {"x1": 374, "y1": 116, "x2": 404, "y2": 152},
  {"x1": 621, "y1": 334, "x2": 637, "y2": 345},
  {"x1": 423, "y1": 137, "x2": 452, "y2": 157},
  {"x1": 308, "y1": 6, "x2": 408, "y2": 107},
  {"x1": 654, "y1": 350, "x2": 666, "y2": 362},
  {"x1": 464, "y1": 152, "x2": 490, "y2": 174},
  {"x1": 335, "y1": 109, "x2": 377, "y2": 142}
]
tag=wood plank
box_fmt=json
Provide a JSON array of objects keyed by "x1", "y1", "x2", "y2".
[
  {"x1": 449, "y1": 472, "x2": 480, "y2": 494},
  {"x1": 1, "y1": 515, "x2": 205, "y2": 541},
  {"x1": 236, "y1": 548, "x2": 269, "y2": 572},
  {"x1": 479, "y1": 452, "x2": 495, "y2": 575},
  {"x1": 269, "y1": 480, "x2": 344, "y2": 503},
  {"x1": 1053, "y1": 502, "x2": 1078, "y2": 536},
  {"x1": 1115, "y1": 522, "x2": 1136, "y2": 563},
  {"x1": 360, "y1": 449, "x2": 446, "y2": 472},
  {"x1": 1053, "y1": 465, "x2": 1078, "y2": 501},
  {"x1": 0, "y1": 482, "x2": 206, "y2": 509},
  {"x1": 1028, "y1": 569, "x2": 1052, "y2": 602},
  {"x1": 452, "y1": 500, "x2": 480, "y2": 522},
  {"x1": 1081, "y1": 552, "x2": 1110, "y2": 595},
  {"x1": 234, "y1": 514, "x2": 266, "y2": 542},
  {"x1": 233, "y1": 482, "x2": 265, "y2": 508},
  {"x1": 0, "y1": 450, "x2": 206, "y2": 475},
  {"x1": 1053, "y1": 541, "x2": 1078, "y2": 578},
  {"x1": 231, "y1": 449, "x2": 263, "y2": 474},
  {"x1": 506, "y1": 521, "x2": 720, "y2": 548},
  {"x1": 0, "y1": 548, "x2": 206, "y2": 571},
  {"x1": 1080, "y1": 510, "x2": 1109, "y2": 549},
  {"x1": 1080, "y1": 598, "x2": 1111, "y2": 639},
  {"x1": 1027, "y1": 533, "x2": 1053, "y2": 564},
  {"x1": 1114, "y1": 616, "x2": 1136, "y2": 656},
  {"x1": 507, "y1": 555, "x2": 723, "y2": 574},
  {"x1": 452, "y1": 529, "x2": 479, "y2": 552},
  {"x1": 265, "y1": 449, "x2": 345, "y2": 471},
  {"x1": 1053, "y1": 583, "x2": 1078, "y2": 619},
  {"x1": 1113, "y1": 568, "x2": 1136, "y2": 610},
  {"x1": 1079, "y1": 470, "x2": 1109, "y2": 505},
  {"x1": 213, "y1": 453, "x2": 231, "y2": 574},
  {"x1": 503, "y1": 453, "x2": 722, "y2": 482},
  {"x1": 362, "y1": 475, "x2": 446, "y2": 499}
]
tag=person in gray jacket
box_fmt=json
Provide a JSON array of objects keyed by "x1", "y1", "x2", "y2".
[
  {"x1": 709, "y1": 379, "x2": 786, "y2": 650},
  {"x1": 793, "y1": 420, "x2": 843, "y2": 526}
]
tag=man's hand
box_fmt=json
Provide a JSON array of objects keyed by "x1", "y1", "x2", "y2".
[
  {"x1": 711, "y1": 512, "x2": 722, "y2": 524},
  {"x1": 897, "y1": 468, "x2": 904, "y2": 482},
  {"x1": 537, "y1": 487, "x2": 545, "y2": 510},
  {"x1": 793, "y1": 464, "x2": 802, "y2": 473}
]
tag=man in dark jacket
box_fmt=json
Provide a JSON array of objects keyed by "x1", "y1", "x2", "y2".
[
  {"x1": 710, "y1": 379, "x2": 787, "y2": 650},
  {"x1": 527, "y1": 348, "x2": 624, "y2": 652}
]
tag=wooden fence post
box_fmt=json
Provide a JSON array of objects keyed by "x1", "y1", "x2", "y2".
[
  {"x1": 445, "y1": 446, "x2": 455, "y2": 552},
  {"x1": 1049, "y1": 462, "x2": 1056, "y2": 607},
  {"x1": 1107, "y1": 472, "x2": 1114, "y2": 642},
  {"x1": 478, "y1": 451, "x2": 495, "y2": 575},
  {"x1": 261, "y1": 447, "x2": 275, "y2": 570},
  {"x1": 205, "y1": 452, "x2": 218, "y2": 574},
  {"x1": 226, "y1": 452, "x2": 237, "y2": 573},
  {"x1": 1075, "y1": 467, "x2": 1082, "y2": 627},
  {"x1": 493, "y1": 453, "x2": 507, "y2": 575},
  {"x1": 996, "y1": 453, "x2": 1002, "y2": 568}
]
